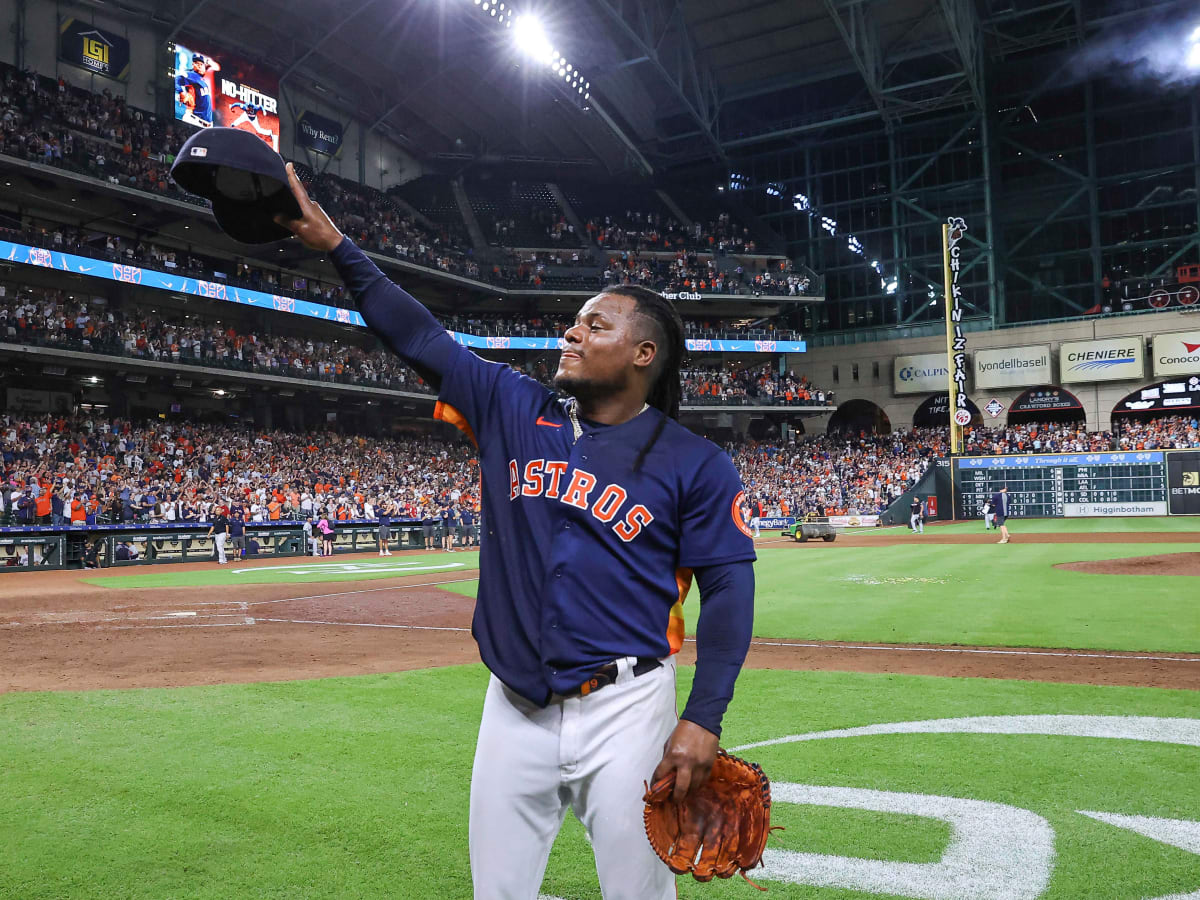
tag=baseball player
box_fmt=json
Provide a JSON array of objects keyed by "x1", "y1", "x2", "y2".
[
  {"x1": 275, "y1": 163, "x2": 757, "y2": 900},
  {"x1": 983, "y1": 497, "x2": 995, "y2": 530},
  {"x1": 991, "y1": 484, "x2": 1011, "y2": 544},
  {"x1": 909, "y1": 496, "x2": 924, "y2": 534},
  {"x1": 176, "y1": 53, "x2": 218, "y2": 127},
  {"x1": 229, "y1": 101, "x2": 279, "y2": 151},
  {"x1": 205, "y1": 503, "x2": 229, "y2": 565},
  {"x1": 377, "y1": 501, "x2": 393, "y2": 556}
]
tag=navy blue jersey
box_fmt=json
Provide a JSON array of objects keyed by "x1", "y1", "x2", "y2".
[
  {"x1": 231, "y1": 102, "x2": 263, "y2": 120},
  {"x1": 434, "y1": 351, "x2": 755, "y2": 703},
  {"x1": 332, "y1": 239, "x2": 756, "y2": 712},
  {"x1": 176, "y1": 70, "x2": 213, "y2": 122}
]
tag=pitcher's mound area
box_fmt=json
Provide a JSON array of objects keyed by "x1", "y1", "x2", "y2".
[{"x1": 1056, "y1": 552, "x2": 1200, "y2": 576}]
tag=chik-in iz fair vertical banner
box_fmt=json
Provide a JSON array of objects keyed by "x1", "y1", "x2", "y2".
[{"x1": 941, "y1": 217, "x2": 971, "y2": 456}]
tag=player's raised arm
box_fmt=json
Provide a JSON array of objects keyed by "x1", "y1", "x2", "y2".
[{"x1": 273, "y1": 162, "x2": 461, "y2": 390}]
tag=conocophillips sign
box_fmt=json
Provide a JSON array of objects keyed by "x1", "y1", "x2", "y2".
[
  {"x1": 894, "y1": 353, "x2": 956, "y2": 395},
  {"x1": 1058, "y1": 336, "x2": 1145, "y2": 384},
  {"x1": 973, "y1": 345, "x2": 1051, "y2": 390},
  {"x1": 1152, "y1": 330, "x2": 1200, "y2": 377}
]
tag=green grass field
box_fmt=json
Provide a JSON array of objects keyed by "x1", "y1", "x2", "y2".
[
  {"x1": 82, "y1": 550, "x2": 482, "y2": 588},
  {"x1": 440, "y1": 541, "x2": 1200, "y2": 653},
  {"x1": 3, "y1": 667, "x2": 1199, "y2": 899},
  {"x1": 10, "y1": 514, "x2": 1198, "y2": 898}
]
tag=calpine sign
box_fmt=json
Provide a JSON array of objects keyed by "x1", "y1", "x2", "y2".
[
  {"x1": 1152, "y1": 330, "x2": 1200, "y2": 378},
  {"x1": 894, "y1": 353, "x2": 955, "y2": 395},
  {"x1": 1058, "y1": 336, "x2": 1145, "y2": 384}
]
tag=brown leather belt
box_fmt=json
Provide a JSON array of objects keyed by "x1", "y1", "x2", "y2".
[{"x1": 566, "y1": 657, "x2": 663, "y2": 698}]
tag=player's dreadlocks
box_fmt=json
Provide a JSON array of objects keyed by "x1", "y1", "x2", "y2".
[{"x1": 600, "y1": 285, "x2": 685, "y2": 473}]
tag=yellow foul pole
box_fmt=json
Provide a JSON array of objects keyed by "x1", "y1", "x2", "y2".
[{"x1": 942, "y1": 222, "x2": 963, "y2": 456}]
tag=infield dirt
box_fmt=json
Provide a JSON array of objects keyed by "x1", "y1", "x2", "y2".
[{"x1": 3, "y1": 547, "x2": 1200, "y2": 694}]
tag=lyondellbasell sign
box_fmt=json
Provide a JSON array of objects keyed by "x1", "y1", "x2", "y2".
[{"x1": 973, "y1": 345, "x2": 1052, "y2": 390}]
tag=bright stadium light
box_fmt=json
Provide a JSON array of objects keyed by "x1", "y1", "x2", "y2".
[
  {"x1": 513, "y1": 15, "x2": 555, "y2": 64},
  {"x1": 1189, "y1": 25, "x2": 1200, "y2": 69}
]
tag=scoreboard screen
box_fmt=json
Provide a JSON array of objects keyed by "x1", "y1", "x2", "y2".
[{"x1": 956, "y1": 452, "x2": 1168, "y2": 518}]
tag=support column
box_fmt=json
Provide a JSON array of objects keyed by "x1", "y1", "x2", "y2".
[
  {"x1": 15, "y1": 0, "x2": 26, "y2": 70},
  {"x1": 359, "y1": 120, "x2": 367, "y2": 187},
  {"x1": 1084, "y1": 82, "x2": 1102, "y2": 313},
  {"x1": 980, "y1": 77, "x2": 1002, "y2": 327},
  {"x1": 888, "y1": 127, "x2": 903, "y2": 324}
]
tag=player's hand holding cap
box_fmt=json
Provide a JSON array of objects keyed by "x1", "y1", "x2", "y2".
[{"x1": 169, "y1": 127, "x2": 302, "y2": 244}]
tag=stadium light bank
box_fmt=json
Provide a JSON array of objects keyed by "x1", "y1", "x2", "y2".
[{"x1": 471, "y1": 4, "x2": 589, "y2": 101}]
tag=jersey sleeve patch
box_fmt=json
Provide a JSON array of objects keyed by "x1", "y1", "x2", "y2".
[{"x1": 731, "y1": 490, "x2": 754, "y2": 539}]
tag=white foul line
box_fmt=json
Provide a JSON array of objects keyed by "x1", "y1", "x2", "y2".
[
  {"x1": 741, "y1": 639, "x2": 1200, "y2": 664},
  {"x1": 256, "y1": 617, "x2": 470, "y2": 633}
]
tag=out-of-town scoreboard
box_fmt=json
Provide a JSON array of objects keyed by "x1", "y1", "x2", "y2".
[{"x1": 955, "y1": 452, "x2": 1169, "y2": 518}]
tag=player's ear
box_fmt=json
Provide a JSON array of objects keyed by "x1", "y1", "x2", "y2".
[{"x1": 633, "y1": 338, "x2": 657, "y2": 373}]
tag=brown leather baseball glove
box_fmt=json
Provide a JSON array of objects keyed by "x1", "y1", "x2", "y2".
[{"x1": 642, "y1": 749, "x2": 778, "y2": 890}]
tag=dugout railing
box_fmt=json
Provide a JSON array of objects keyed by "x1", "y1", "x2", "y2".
[{"x1": 0, "y1": 519, "x2": 470, "y2": 572}]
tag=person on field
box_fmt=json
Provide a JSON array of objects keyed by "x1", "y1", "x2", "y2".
[
  {"x1": 983, "y1": 498, "x2": 995, "y2": 530},
  {"x1": 909, "y1": 496, "x2": 924, "y2": 534},
  {"x1": 990, "y1": 485, "x2": 1011, "y2": 544},
  {"x1": 206, "y1": 505, "x2": 230, "y2": 565}
]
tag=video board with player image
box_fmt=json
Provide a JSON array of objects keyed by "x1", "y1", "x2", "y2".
[{"x1": 167, "y1": 38, "x2": 280, "y2": 151}]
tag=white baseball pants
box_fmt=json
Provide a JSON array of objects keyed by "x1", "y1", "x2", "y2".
[
  {"x1": 214, "y1": 532, "x2": 228, "y2": 564},
  {"x1": 469, "y1": 656, "x2": 678, "y2": 900}
]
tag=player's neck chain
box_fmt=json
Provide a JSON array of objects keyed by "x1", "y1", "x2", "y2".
[{"x1": 568, "y1": 401, "x2": 650, "y2": 443}]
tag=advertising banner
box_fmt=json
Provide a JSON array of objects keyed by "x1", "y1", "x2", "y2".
[
  {"x1": 1010, "y1": 386, "x2": 1084, "y2": 414},
  {"x1": 59, "y1": 18, "x2": 131, "y2": 81},
  {"x1": 168, "y1": 37, "x2": 280, "y2": 151},
  {"x1": 1059, "y1": 336, "x2": 1145, "y2": 384},
  {"x1": 1063, "y1": 502, "x2": 1168, "y2": 517},
  {"x1": 1167, "y1": 450, "x2": 1200, "y2": 515},
  {"x1": 1115, "y1": 377, "x2": 1200, "y2": 415},
  {"x1": 1151, "y1": 330, "x2": 1200, "y2": 377},
  {"x1": 450, "y1": 334, "x2": 806, "y2": 352},
  {"x1": 913, "y1": 393, "x2": 981, "y2": 427},
  {"x1": 894, "y1": 353, "x2": 955, "y2": 395},
  {"x1": 974, "y1": 345, "x2": 1052, "y2": 389},
  {"x1": 296, "y1": 111, "x2": 345, "y2": 156}
]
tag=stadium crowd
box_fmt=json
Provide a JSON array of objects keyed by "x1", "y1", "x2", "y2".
[
  {"x1": 1, "y1": 413, "x2": 1197, "y2": 536},
  {"x1": 0, "y1": 414, "x2": 480, "y2": 533},
  {"x1": 1, "y1": 282, "x2": 817, "y2": 402},
  {"x1": 0, "y1": 284, "x2": 432, "y2": 393},
  {"x1": 681, "y1": 365, "x2": 832, "y2": 406},
  {"x1": 585, "y1": 211, "x2": 760, "y2": 255},
  {"x1": 2, "y1": 63, "x2": 804, "y2": 298},
  {"x1": 601, "y1": 253, "x2": 810, "y2": 297}
]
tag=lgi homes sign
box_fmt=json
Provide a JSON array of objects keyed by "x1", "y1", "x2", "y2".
[
  {"x1": 1058, "y1": 336, "x2": 1145, "y2": 384},
  {"x1": 894, "y1": 353, "x2": 955, "y2": 395},
  {"x1": 974, "y1": 345, "x2": 1051, "y2": 390}
]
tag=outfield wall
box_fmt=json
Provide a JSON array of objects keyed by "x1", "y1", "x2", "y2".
[
  {"x1": 804, "y1": 309, "x2": 1200, "y2": 433},
  {"x1": 952, "y1": 449, "x2": 1200, "y2": 520}
]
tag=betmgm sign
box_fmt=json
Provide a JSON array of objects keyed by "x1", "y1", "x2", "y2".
[{"x1": 1168, "y1": 450, "x2": 1200, "y2": 515}]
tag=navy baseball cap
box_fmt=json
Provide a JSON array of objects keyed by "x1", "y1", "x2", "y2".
[{"x1": 170, "y1": 127, "x2": 300, "y2": 244}]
